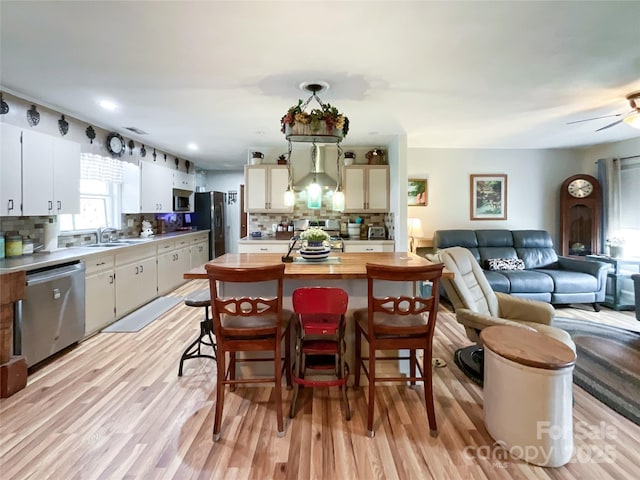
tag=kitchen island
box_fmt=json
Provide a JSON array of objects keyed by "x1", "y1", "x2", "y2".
[
  {"x1": 184, "y1": 252, "x2": 447, "y2": 280},
  {"x1": 184, "y1": 252, "x2": 450, "y2": 380}
]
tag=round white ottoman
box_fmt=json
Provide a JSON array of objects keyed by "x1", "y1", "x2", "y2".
[{"x1": 480, "y1": 325, "x2": 576, "y2": 467}]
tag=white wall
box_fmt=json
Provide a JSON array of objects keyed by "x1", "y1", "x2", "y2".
[
  {"x1": 406, "y1": 147, "x2": 585, "y2": 244},
  {"x1": 580, "y1": 137, "x2": 640, "y2": 172},
  {"x1": 202, "y1": 170, "x2": 244, "y2": 253}
]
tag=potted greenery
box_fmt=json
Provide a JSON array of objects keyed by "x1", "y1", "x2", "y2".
[
  {"x1": 281, "y1": 100, "x2": 349, "y2": 138},
  {"x1": 300, "y1": 227, "x2": 330, "y2": 246}
]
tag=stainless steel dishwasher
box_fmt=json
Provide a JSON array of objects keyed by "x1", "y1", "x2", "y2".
[{"x1": 15, "y1": 261, "x2": 86, "y2": 367}]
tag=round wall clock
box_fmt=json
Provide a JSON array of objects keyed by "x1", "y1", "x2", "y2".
[{"x1": 106, "y1": 132, "x2": 125, "y2": 156}]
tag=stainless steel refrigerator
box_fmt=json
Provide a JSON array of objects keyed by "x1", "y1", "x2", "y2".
[{"x1": 194, "y1": 191, "x2": 226, "y2": 259}]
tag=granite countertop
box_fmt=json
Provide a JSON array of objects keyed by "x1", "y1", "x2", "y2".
[{"x1": 0, "y1": 230, "x2": 209, "y2": 274}]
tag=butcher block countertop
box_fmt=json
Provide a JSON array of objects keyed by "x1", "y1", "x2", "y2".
[{"x1": 184, "y1": 252, "x2": 451, "y2": 280}]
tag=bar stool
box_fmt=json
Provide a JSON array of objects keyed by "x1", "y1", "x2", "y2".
[
  {"x1": 354, "y1": 262, "x2": 444, "y2": 437},
  {"x1": 205, "y1": 263, "x2": 292, "y2": 441},
  {"x1": 178, "y1": 289, "x2": 217, "y2": 376},
  {"x1": 289, "y1": 287, "x2": 350, "y2": 420}
]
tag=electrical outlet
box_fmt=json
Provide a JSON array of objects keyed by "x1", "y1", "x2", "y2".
[{"x1": 127, "y1": 218, "x2": 134, "y2": 227}]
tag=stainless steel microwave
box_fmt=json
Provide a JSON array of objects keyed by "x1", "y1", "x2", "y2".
[{"x1": 173, "y1": 195, "x2": 191, "y2": 211}]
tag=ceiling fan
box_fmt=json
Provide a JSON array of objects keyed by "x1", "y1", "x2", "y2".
[{"x1": 567, "y1": 91, "x2": 640, "y2": 131}]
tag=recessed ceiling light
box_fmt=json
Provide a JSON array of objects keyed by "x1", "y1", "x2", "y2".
[
  {"x1": 99, "y1": 100, "x2": 117, "y2": 111},
  {"x1": 187, "y1": 143, "x2": 198, "y2": 151}
]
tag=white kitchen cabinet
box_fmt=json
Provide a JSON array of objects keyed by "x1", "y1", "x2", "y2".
[
  {"x1": 122, "y1": 160, "x2": 141, "y2": 214},
  {"x1": 343, "y1": 165, "x2": 389, "y2": 213},
  {"x1": 0, "y1": 123, "x2": 22, "y2": 216},
  {"x1": 173, "y1": 170, "x2": 195, "y2": 191},
  {"x1": 157, "y1": 239, "x2": 191, "y2": 294},
  {"x1": 22, "y1": 129, "x2": 80, "y2": 216},
  {"x1": 343, "y1": 241, "x2": 395, "y2": 253},
  {"x1": 115, "y1": 245, "x2": 158, "y2": 317},
  {"x1": 190, "y1": 234, "x2": 209, "y2": 268},
  {"x1": 84, "y1": 253, "x2": 116, "y2": 335},
  {"x1": 140, "y1": 160, "x2": 173, "y2": 213},
  {"x1": 237, "y1": 241, "x2": 289, "y2": 254},
  {"x1": 52, "y1": 137, "x2": 81, "y2": 214},
  {"x1": 244, "y1": 165, "x2": 292, "y2": 213}
]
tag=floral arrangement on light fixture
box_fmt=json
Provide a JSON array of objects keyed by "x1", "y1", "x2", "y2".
[
  {"x1": 300, "y1": 227, "x2": 330, "y2": 243},
  {"x1": 280, "y1": 99, "x2": 349, "y2": 136}
]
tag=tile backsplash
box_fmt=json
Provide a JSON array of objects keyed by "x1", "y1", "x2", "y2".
[
  {"x1": 248, "y1": 193, "x2": 394, "y2": 239},
  {"x1": 0, "y1": 213, "x2": 190, "y2": 249}
]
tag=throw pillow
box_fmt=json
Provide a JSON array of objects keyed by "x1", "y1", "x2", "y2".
[{"x1": 485, "y1": 258, "x2": 525, "y2": 271}]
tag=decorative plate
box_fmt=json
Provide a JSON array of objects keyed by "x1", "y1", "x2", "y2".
[{"x1": 106, "y1": 132, "x2": 125, "y2": 157}]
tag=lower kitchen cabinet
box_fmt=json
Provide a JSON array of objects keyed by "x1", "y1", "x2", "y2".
[
  {"x1": 85, "y1": 253, "x2": 116, "y2": 335},
  {"x1": 115, "y1": 246, "x2": 158, "y2": 317},
  {"x1": 343, "y1": 241, "x2": 394, "y2": 253},
  {"x1": 190, "y1": 239, "x2": 209, "y2": 268},
  {"x1": 82, "y1": 232, "x2": 210, "y2": 337},
  {"x1": 238, "y1": 241, "x2": 289, "y2": 254},
  {"x1": 157, "y1": 239, "x2": 191, "y2": 294}
]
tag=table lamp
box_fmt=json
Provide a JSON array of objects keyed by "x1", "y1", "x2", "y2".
[{"x1": 408, "y1": 217, "x2": 424, "y2": 253}]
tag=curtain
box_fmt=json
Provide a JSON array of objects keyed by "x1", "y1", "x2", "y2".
[
  {"x1": 597, "y1": 158, "x2": 621, "y2": 251},
  {"x1": 80, "y1": 153, "x2": 124, "y2": 183}
]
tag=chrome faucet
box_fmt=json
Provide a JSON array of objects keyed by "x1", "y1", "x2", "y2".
[{"x1": 97, "y1": 227, "x2": 118, "y2": 243}]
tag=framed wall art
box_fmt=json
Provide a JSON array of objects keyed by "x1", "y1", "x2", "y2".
[
  {"x1": 408, "y1": 178, "x2": 428, "y2": 206},
  {"x1": 470, "y1": 174, "x2": 507, "y2": 220}
]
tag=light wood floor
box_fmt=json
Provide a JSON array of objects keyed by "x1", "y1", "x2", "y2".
[{"x1": 1, "y1": 280, "x2": 638, "y2": 479}]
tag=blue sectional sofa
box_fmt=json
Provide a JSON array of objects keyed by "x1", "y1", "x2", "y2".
[{"x1": 433, "y1": 229, "x2": 610, "y2": 310}]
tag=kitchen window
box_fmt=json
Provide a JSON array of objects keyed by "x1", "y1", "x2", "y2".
[
  {"x1": 619, "y1": 157, "x2": 640, "y2": 257},
  {"x1": 59, "y1": 154, "x2": 123, "y2": 232}
]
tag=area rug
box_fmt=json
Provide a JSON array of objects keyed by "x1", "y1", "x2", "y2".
[
  {"x1": 553, "y1": 317, "x2": 640, "y2": 426},
  {"x1": 103, "y1": 296, "x2": 183, "y2": 333}
]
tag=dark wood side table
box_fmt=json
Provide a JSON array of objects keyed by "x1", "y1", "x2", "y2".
[{"x1": 587, "y1": 255, "x2": 640, "y2": 311}]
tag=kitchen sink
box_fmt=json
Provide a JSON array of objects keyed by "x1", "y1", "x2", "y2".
[
  {"x1": 120, "y1": 238, "x2": 150, "y2": 243},
  {"x1": 87, "y1": 243, "x2": 129, "y2": 247}
]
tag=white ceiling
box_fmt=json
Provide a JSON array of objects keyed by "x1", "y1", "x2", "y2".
[{"x1": 2, "y1": 1, "x2": 639, "y2": 170}]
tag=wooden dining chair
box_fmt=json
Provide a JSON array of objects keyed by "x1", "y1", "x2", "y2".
[
  {"x1": 354, "y1": 262, "x2": 444, "y2": 437},
  {"x1": 205, "y1": 263, "x2": 292, "y2": 441}
]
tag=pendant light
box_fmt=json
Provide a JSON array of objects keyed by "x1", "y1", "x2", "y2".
[{"x1": 307, "y1": 142, "x2": 322, "y2": 209}]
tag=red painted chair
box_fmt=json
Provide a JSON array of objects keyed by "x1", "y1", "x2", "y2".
[{"x1": 290, "y1": 287, "x2": 350, "y2": 420}]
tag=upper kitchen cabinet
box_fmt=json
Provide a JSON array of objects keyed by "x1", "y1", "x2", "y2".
[
  {"x1": 173, "y1": 170, "x2": 195, "y2": 191},
  {"x1": 244, "y1": 165, "x2": 292, "y2": 213},
  {"x1": 123, "y1": 159, "x2": 173, "y2": 213},
  {"x1": 343, "y1": 165, "x2": 389, "y2": 213},
  {"x1": 141, "y1": 161, "x2": 173, "y2": 212},
  {"x1": 0, "y1": 123, "x2": 22, "y2": 216},
  {"x1": 21, "y1": 128, "x2": 81, "y2": 216}
]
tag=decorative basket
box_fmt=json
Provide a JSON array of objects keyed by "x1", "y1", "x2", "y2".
[{"x1": 285, "y1": 122, "x2": 343, "y2": 143}]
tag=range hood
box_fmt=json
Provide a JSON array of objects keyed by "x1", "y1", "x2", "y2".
[{"x1": 293, "y1": 145, "x2": 337, "y2": 191}]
